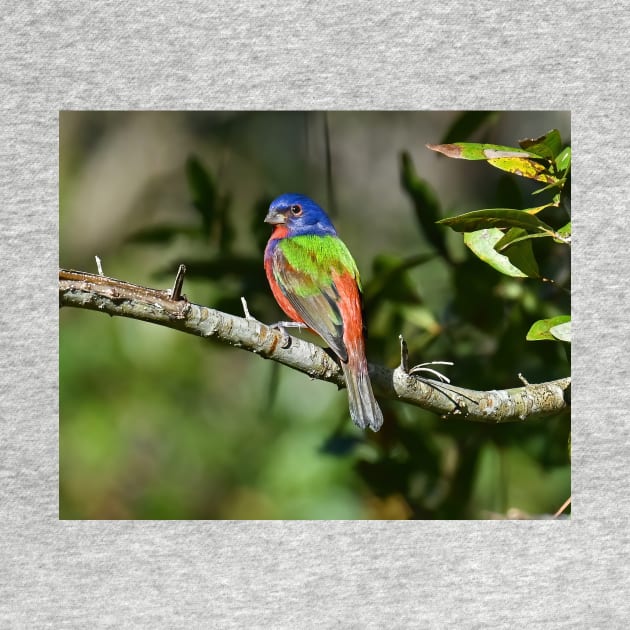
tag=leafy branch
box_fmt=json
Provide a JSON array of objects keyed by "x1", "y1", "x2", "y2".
[
  {"x1": 59, "y1": 268, "x2": 570, "y2": 424},
  {"x1": 427, "y1": 129, "x2": 571, "y2": 344}
]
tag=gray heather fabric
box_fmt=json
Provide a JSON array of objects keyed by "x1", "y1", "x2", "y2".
[{"x1": 1, "y1": 1, "x2": 628, "y2": 627}]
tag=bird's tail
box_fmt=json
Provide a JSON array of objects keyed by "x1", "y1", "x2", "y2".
[{"x1": 342, "y1": 357, "x2": 384, "y2": 432}]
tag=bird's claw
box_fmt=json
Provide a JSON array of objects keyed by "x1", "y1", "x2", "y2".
[
  {"x1": 269, "y1": 321, "x2": 307, "y2": 349},
  {"x1": 273, "y1": 324, "x2": 292, "y2": 349}
]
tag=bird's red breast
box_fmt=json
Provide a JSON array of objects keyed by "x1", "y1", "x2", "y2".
[
  {"x1": 269, "y1": 224, "x2": 289, "y2": 240},
  {"x1": 264, "y1": 232, "x2": 306, "y2": 326}
]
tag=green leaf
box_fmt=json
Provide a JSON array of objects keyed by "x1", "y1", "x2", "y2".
[
  {"x1": 518, "y1": 129, "x2": 562, "y2": 160},
  {"x1": 495, "y1": 229, "x2": 553, "y2": 251},
  {"x1": 400, "y1": 151, "x2": 449, "y2": 261},
  {"x1": 555, "y1": 146, "x2": 571, "y2": 172},
  {"x1": 464, "y1": 229, "x2": 527, "y2": 278},
  {"x1": 427, "y1": 142, "x2": 538, "y2": 160},
  {"x1": 497, "y1": 228, "x2": 540, "y2": 278},
  {"x1": 526, "y1": 315, "x2": 571, "y2": 341},
  {"x1": 551, "y1": 221, "x2": 571, "y2": 245},
  {"x1": 557, "y1": 221, "x2": 571, "y2": 237},
  {"x1": 438, "y1": 209, "x2": 553, "y2": 233}
]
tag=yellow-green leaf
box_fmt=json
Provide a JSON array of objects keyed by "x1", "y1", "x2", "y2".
[
  {"x1": 524, "y1": 203, "x2": 555, "y2": 215},
  {"x1": 486, "y1": 157, "x2": 558, "y2": 184}
]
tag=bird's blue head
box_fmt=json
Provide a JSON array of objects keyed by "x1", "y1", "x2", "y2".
[{"x1": 265, "y1": 193, "x2": 337, "y2": 237}]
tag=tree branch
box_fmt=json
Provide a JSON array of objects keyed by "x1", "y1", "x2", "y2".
[{"x1": 59, "y1": 268, "x2": 570, "y2": 424}]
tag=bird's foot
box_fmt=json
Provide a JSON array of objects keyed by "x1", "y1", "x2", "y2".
[
  {"x1": 241, "y1": 297, "x2": 304, "y2": 350},
  {"x1": 269, "y1": 321, "x2": 307, "y2": 349}
]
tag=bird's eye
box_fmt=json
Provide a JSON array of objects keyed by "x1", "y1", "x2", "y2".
[{"x1": 289, "y1": 204, "x2": 302, "y2": 216}]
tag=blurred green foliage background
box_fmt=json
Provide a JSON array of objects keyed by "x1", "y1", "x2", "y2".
[{"x1": 60, "y1": 111, "x2": 570, "y2": 519}]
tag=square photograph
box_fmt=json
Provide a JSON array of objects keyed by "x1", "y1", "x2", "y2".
[{"x1": 59, "y1": 111, "x2": 570, "y2": 519}]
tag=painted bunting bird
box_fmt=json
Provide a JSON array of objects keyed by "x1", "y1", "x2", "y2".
[{"x1": 264, "y1": 193, "x2": 383, "y2": 431}]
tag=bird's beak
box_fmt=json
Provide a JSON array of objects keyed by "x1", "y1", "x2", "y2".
[{"x1": 264, "y1": 208, "x2": 286, "y2": 225}]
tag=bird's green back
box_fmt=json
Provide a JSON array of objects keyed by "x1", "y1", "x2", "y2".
[{"x1": 277, "y1": 235, "x2": 361, "y2": 297}]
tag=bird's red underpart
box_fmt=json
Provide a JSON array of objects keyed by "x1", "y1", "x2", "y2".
[{"x1": 264, "y1": 256, "x2": 307, "y2": 327}]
